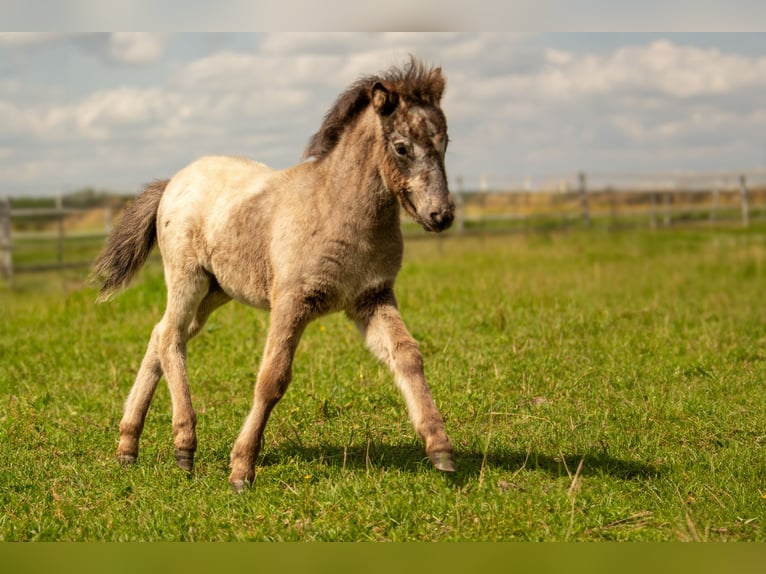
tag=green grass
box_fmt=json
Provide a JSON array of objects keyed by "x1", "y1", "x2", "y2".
[{"x1": 1, "y1": 225, "x2": 765, "y2": 541}]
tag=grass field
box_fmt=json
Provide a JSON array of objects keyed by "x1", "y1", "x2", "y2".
[{"x1": 1, "y1": 224, "x2": 765, "y2": 541}]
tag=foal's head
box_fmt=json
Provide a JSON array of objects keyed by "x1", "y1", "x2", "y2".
[
  {"x1": 306, "y1": 58, "x2": 455, "y2": 233},
  {"x1": 371, "y1": 62, "x2": 454, "y2": 232}
]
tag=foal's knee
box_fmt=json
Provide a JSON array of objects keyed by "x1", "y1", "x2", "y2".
[
  {"x1": 255, "y1": 373, "x2": 291, "y2": 406},
  {"x1": 255, "y1": 357, "x2": 294, "y2": 406},
  {"x1": 392, "y1": 338, "x2": 425, "y2": 375},
  {"x1": 155, "y1": 322, "x2": 189, "y2": 361}
]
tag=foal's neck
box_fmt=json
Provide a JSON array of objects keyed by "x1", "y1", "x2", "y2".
[{"x1": 317, "y1": 111, "x2": 399, "y2": 222}]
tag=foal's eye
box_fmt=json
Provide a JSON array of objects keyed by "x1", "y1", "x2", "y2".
[{"x1": 393, "y1": 142, "x2": 409, "y2": 157}]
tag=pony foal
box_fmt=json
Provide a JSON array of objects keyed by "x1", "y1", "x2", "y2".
[{"x1": 93, "y1": 58, "x2": 456, "y2": 491}]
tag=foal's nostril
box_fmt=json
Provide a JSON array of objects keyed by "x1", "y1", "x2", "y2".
[
  {"x1": 429, "y1": 207, "x2": 454, "y2": 231},
  {"x1": 430, "y1": 211, "x2": 445, "y2": 225}
]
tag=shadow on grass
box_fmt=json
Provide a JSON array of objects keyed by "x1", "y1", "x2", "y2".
[{"x1": 259, "y1": 442, "x2": 661, "y2": 486}]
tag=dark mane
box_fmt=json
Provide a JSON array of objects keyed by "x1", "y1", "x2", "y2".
[{"x1": 302, "y1": 57, "x2": 446, "y2": 160}]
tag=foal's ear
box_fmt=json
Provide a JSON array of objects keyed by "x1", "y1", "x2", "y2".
[
  {"x1": 428, "y1": 67, "x2": 445, "y2": 102},
  {"x1": 371, "y1": 81, "x2": 398, "y2": 116}
]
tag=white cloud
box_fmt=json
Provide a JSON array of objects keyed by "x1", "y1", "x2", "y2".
[
  {"x1": 74, "y1": 86, "x2": 168, "y2": 140},
  {"x1": 106, "y1": 33, "x2": 170, "y2": 65},
  {"x1": 259, "y1": 33, "x2": 368, "y2": 56},
  {"x1": 0, "y1": 32, "x2": 169, "y2": 65},
  {"x1": 433, "y1": 37, "x2": 766, "y2": 180},
  {"x1": 589, "y1": 41, "x2": 764, "y2": 99},
  {"x1": 2, "y1": 34, "x2": 766, "y2": 195},
  {"x1": 172, "y1": 50, "x2": 340, "y2": 91},
  {"x1": 445, "y1": 38, "x2": 766, "y2": 112},
  {"x1": 0, "y1": 32, "x2": 76, "y2": 46}
]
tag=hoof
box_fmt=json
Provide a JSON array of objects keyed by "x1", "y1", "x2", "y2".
[
  {"x1": 117, "y1": 453, "x2": 137, "y2": 468},
  {"x1": 174, "y1": 448, "x2": 195, "y2": 472},
  {"x1": 429, "y1": 451, "x2": 456, "y2": 472},
  {"x1": 228, "y1": 469, "x2": 255, "y2": 493},
  {"x1": 229, "y1": 479, "x2": 248, "y2": 494}
]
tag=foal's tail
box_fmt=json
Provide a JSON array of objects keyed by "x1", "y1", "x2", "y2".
[{"x1": 92, "y1": 179, "x2": 169, "y2": 302}]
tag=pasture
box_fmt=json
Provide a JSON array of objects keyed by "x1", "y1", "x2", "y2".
[{"x1": 1, "y1": 225, "x2": 765, "y2": 541}]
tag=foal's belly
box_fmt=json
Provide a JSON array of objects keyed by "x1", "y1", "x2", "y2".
[
  {"x1": 198, "y1": 164, "x2": 278, "y2": 309},
  {"x1": 205, "y1": 235, "x2": 273, "y2": 310}
]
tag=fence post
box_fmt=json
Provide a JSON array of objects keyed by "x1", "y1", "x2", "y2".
[
  {"x1": 663, "y1": 192, "x2": 671, "y2": 226},
  {"x1": 56, "y1": 194, "x2": 65, "y2": 265},
  {"x1": 454, "y1": 176, "x2": 464, "y2": 234},
  {"x1": 649, "y1": 191, "x2": 657, "y2": 229},
  {"x1": 739, "y1": 175, "x2": 750, "y2": 228},
  {"x1": 608, "y1": 186, "x2": 617, "y2": 228},
  {"x1": 1, "y1": 197, "x2": 12, "y2": 285},
  {"x1": 578, "y1": 172, "x2": 590, "y2": 227},
  {"x1": 710, "y1": 188, "x2": 719, "y2": 222}
]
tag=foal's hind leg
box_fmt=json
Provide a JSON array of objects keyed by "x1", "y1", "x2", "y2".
[
  {"x1": 117, "y1": 270, "x2": 212, "y2": 471},
  {"x1": 159, "y1": 273, "x2": 224, "y2": 472},
  {"x1": 117, "y1": 286, "x2": 230, "y2": 467},
  {"x1": 349, "y1": 287, "x2": 455, "y2": 472},
  {"x1": 117, "y1": 326, "x2": 163, "y2": 467}
]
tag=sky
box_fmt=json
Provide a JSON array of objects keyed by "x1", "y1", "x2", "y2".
[{"x1": 2, "y1": 31, "x2": 766, "y2": 196}]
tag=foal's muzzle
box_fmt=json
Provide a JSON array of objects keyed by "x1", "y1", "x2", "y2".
[{"x1": 423, "y1": 203, "x2": 455, "y2": 233}]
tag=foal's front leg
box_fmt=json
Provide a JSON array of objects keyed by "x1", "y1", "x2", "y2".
[
  {"x1": 350, "y1": 288, "x2": 455, "y2": 472},
  {"x1": 228, "y1": 300, "x2": 311, "y2": 492}
]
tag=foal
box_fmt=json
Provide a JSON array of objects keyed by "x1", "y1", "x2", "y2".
[{"x1": 94, "y1": 58, "x2": 456, "y2": 491}]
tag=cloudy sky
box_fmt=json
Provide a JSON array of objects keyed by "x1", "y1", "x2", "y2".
[{"x1": 2, "y1": 31, "x2": 766, "y2": 196}]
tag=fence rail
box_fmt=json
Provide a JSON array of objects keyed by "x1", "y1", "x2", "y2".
[
  {"x1": 2, "y1": 170, "x2": 766, "y2": 285},
  {"x1": 0, "y1": 198, "x2": 12, "y2": 283},
  {"x1": 1, "y1": 197, "x2": 114, "y2": 285},
  {"x1": 451, "y1": 170, "x2": 764, "y2": 234}
]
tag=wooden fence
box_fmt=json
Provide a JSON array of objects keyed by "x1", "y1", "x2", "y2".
[
  {"x1": 2, "y1": 170, "x2": 766, "y2": 284},
  {"x1": 0, "y1": 198, "x2": 11, "y2": 283},
  {"x1": 0, "y1": 197, "x2": 113, "y2": 285},
  {"x1": 451, "y1": 170, "x2": 764, "y2": 234}
]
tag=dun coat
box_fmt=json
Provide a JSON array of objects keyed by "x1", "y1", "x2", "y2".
[{"x1": 93, "y1": 57, "x2": 456, "y2": 491}]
